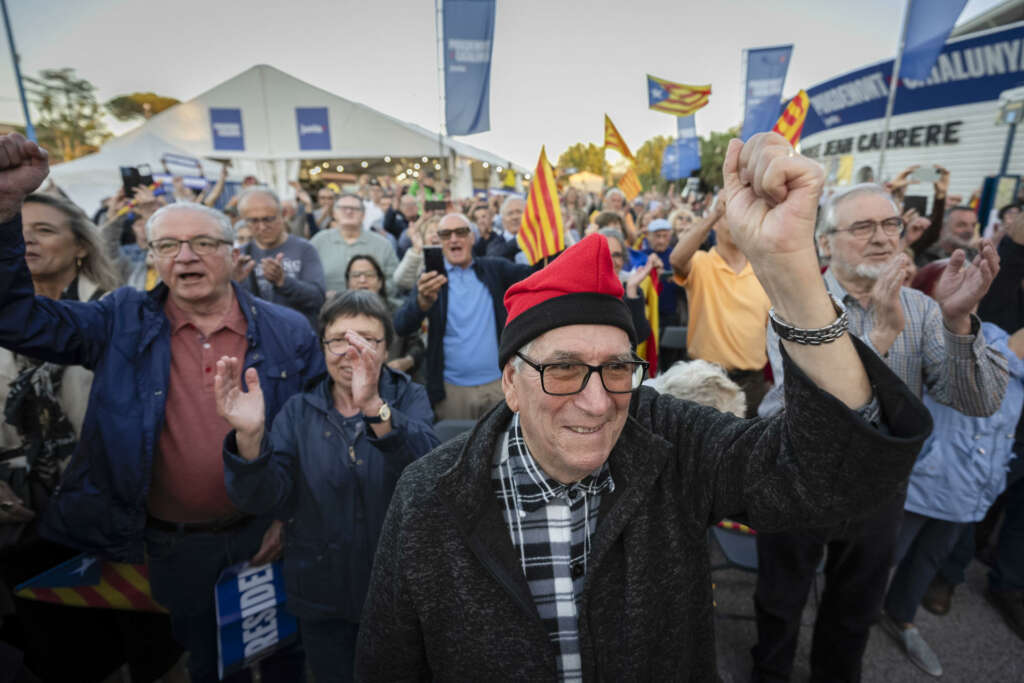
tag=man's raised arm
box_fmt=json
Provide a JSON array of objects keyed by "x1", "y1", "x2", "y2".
[
  {"x1": 669, "y1": 200, "x2": 724, "y2": 279},
  {"x1": 723, "y1": 133, "x2": 871, "y2": 410}
]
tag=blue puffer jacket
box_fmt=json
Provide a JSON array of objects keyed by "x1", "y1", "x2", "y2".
[
  {"x1": 0, "y1": 215, "x2": 325, "y2": 562},
  {"x1": 905, "y1": 322, "x2": 1023, "y2": 522},
  {"x1": 223, "y1": 370, "x2": 438, "y2": 622}
]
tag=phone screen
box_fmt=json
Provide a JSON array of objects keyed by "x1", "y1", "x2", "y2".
[{"x1": 910, "y1": 167, "x2": 940, "y2": 184}]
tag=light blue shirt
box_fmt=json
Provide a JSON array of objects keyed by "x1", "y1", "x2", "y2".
[{"x1": 443, "y1": 260, "x2": 501, "y2": 386}]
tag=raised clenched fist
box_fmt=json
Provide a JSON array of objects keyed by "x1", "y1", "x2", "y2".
[
  {"x1": 722, "y1": 132, "x2": 825, "y2": 266},
  {"x1": 0, "y1": 133, "x2": 50, "y2": 223}
]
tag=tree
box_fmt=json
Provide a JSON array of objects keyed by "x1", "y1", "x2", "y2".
[
  {"x1": 555, "y1": 142, "x2": 607, "y2": 176},
  {"x1": 24, "y1": 68, "x2": 110, "y2": 162},
  {"x1": 634, "y1": 135, "x2": 674, "y2": 192},
  {"x1": 697, "y1": 126, "x2": 740, "y2": 191},
  {"x1": 106, "y1": 92, "x2": 180, "y2": 121}
]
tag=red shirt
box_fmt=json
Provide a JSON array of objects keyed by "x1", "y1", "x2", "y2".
[{"x1": 147, "y1": 294, "x2": 249, "y2": 522}]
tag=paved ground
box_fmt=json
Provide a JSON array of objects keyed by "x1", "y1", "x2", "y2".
[{"x1": 710, "y1": 543, "x2": 1024, "y2": 682}]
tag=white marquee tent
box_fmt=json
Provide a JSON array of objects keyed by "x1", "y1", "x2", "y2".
[{"x1": 50, "y1": 64, "x2": 524, "y2": 211}]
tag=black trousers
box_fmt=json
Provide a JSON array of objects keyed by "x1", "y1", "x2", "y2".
[{"x1": 750, "y1": 495, "x2": 905, "y2": 683}]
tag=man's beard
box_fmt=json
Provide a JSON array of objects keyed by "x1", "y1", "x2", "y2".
[{"x1": 851, "y1": 262, "x2": 885, "y2": 280}]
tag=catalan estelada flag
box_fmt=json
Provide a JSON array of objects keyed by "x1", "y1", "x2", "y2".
[
  {"x1": 772, "y1": 90, "x2": 809, "y2": 146},
  {"x1": 16, "y1": 554, "x2": 165, "y2": 612},
  {"x1": 518, "y1": 146, "x2": 565, "y2": 265},
  {"x1": 618, "y1": 166, "x2": 642, "y2": 202},
  {"x1": 604, "y1": 115, "x2": 634, "y2": 161},
  {"x1": 647, "y1": 75, "x2": 711, "y2": 116}
]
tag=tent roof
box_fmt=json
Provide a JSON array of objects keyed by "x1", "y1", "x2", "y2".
[{"x1": 130, "y1": 64, "x2": 525, "y2": 171}]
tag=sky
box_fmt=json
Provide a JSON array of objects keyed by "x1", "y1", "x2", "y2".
[{"x1": 0, "y1": 0, "x2": 1008, "y2": 168}]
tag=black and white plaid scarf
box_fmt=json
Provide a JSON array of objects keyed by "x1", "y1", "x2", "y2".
[{"x1": 492, "y1": 413, "x2": 615, "y2": 682}]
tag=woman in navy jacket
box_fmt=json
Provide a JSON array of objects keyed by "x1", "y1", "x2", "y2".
[{"x1": 216, "y1": 290, "x2": 438, "y2": 683}]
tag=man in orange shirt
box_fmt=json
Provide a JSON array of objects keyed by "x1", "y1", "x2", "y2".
[{"x1": 669, "y1": 198, "x2": 771, "y2": 417}]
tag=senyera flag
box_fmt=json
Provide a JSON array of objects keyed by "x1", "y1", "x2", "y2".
[
  {"x1": 604, "y1": 114, "x2": 634, "y2": 161},
  {"x1": 772, "y1": 90, "x2": 809, "y2": 146},
  {"x1": 647, "y1": 75, "x2": 711, "y2": 117},
  {"x1": 16, "y1": 553, "x2": 165, "y2": 612},
  {"x1": 618, "y1": 166, "x2": 642, "y2": 202},
  {"x1": 518, "y1": 146, "x2": 564, "y2": 265}
]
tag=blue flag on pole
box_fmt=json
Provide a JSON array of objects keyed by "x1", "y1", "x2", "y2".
[
  {"x1": 662, "y1": 116, "x2": 701, "y2": 181},
  {"x1": 740, "y1": 45, "x2": 793, "y2": 141},
  {"x1": 443, "y1": 0, "x2": 496, "y2": 135},
  {"x1": 899, "y1": 0, "x2": 967, "y2": 80}
]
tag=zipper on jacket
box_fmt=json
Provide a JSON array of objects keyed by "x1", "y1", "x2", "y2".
[{"x1": 349, "y1": 445, "x2": 356, "y2": 463}]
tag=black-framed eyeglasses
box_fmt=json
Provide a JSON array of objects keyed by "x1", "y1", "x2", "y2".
[
  {"x1": 437, "y1": 226, "x2": 472, "y2": 240},
  {"x1": 323, "y1": 336, "x2": 385, "y2": 355},
  {"x1": 834, "y1": 217, "x2": 904, "y2": 240},
  {"x1": 148, "y1": 236, "x2": 233, "y2": 258},
  {"x1": 515, "y1": 352, "x2": 648, "y2": 396}
]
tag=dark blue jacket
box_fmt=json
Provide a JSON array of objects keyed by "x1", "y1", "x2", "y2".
[
  {"x1": 393, "y1": 257, "x2": 532, "y2": 406},
  {"x1": 0, "y1": 215, "x2": 325, "y2": 562},
  {"x1": 223, "y1": 370, "x2": 438, "y2": 621}
]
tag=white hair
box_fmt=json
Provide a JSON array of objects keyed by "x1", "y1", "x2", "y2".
[
  {"x1": 510, "y1": 340, "x2": 534, "y2": 373},
  {"x1": 647, "y1": 359, "x2": 746, "y2": 418},
  {"x1": 439, "y1": 212, "x2": 471, "y2": 229},
  {"x1": 145, "y1": 202, "x2": 234, "y2": 242},
  {"x1": 604, "y1": 188, "x2": 626, "y2": 201},
  {"x1": 236, "y1": 187, "x2": 281, "y2": 213},
  {"x1": 815, "y1": 183, "x2": 899, "y2": 240}
]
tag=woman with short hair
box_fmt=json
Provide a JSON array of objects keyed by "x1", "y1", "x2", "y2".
[{"x1": 217, "y1": 289, "x2": 438, "y2": 683}]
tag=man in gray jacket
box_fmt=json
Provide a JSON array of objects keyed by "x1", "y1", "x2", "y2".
[{"x1": 355, "y1": 133, "x2": 935, "y2": 680}]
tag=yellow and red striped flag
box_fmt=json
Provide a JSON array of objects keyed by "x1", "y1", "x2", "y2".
[
  {"x1": 604, "y1": 114, "x2": 634, "y2": 161},
  {"x1": 647, "y1": 75, "x2": 711, "y2": 116},
  {"x1": 16, "y1": 555, "x2": 166, "y2": 612},
  {"x1": 636, "y1": 270, "x2": 660, "y2": 376},
  {"x1": 618, "y1": 166, "x2": 642, "y2": 202},
  {"x1": 517, "y1": 146, "x2": 565, "y2": 265},
  {"x1": 772, "y1": 90, "x2": 809, "y2": 147}
]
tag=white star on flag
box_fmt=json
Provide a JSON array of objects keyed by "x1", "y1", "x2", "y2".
[{"x1": 71, "y1": 556, "x2": 97, "y2": 576}]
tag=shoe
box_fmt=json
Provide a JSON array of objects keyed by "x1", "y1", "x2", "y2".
[
  {"x1": 921, "y1": 576, "x2": 954, "y2": 616},
  {"x1": 878, "y1": 613, "x2": 943, "y2": 677},
  {"x1": 986, "y1": 588, "x2": 1024, "y2": 641}
]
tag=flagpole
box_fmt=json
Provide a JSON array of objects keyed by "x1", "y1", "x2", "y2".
[
  {"x1": 434, "y1": 0, "x2": 447, "y2": 184},
  {"x1": 0, "y1": 0, "x2": 35, "y2": 142},
  {"x1": 877, "y1": 0, "x2": 911, "y2": 182}
]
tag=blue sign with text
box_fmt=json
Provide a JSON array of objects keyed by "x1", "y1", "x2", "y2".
[
  {"x1": 802, "y1": 23, "x2": 1024, "y2": 138},
  {"x1": 443, "y1": 0, "x2": 496, "y2": 135},
  {"x1": 741, "y1": 45, "x2": 793, "y2": 141},
  {"x1": 296, "y1": 107, "x2": 331, "y2": 151},
  {"x1": 210, "y1": 108, "x2": 245, "y2": 151},
  {"x1": 215, "y1": 561, "x2": 297, "y2": 679}
]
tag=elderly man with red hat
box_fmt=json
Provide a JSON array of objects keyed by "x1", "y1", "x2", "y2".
[{"x1": 355, "y1": 134, "x2": 933, "y2": 681}]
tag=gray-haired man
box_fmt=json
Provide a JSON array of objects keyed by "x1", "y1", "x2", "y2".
[{"x1": 752, "y1": 183, "x2": 1008, "y2": 682}]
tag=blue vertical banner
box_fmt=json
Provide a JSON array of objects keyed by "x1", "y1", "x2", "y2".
[
  {"x1": 899, "y1": 0, "x2": 967, "y2": 80},
  {"x1": 296, "y1": 107, "x2": 331, "y2": 151},
  {"x1": 740, "y1": 45, "x2": 793, "y2": 141},
  {"x1": 662, "y1": 116, "x2": 701, "y2": 181},
  {"x1": 443, "y1": 0, "x2": 495, "y2": 136},
  {"x1": 210, "y1": 108, "x2": 245, "y2": 151}
]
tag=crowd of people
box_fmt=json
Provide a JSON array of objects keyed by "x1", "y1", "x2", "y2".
[{"x1": 0, "y1": 127, "x2": 1020, "y2": 682}]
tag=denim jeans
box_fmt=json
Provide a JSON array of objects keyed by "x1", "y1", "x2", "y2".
[
  {"x1": 883, "y1": 511, "x2": 965, "y2": 623},
  {"x1": 990, "y1": 472, "x2": 1024, "y2": 592},
  {"x1": 144, "y1": 517, "x2": 304, "y2": 683}
]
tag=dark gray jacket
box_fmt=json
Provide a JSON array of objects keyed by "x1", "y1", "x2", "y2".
[{"x1": 355, "y1": 337, "x2": 932, "y2": 681}]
